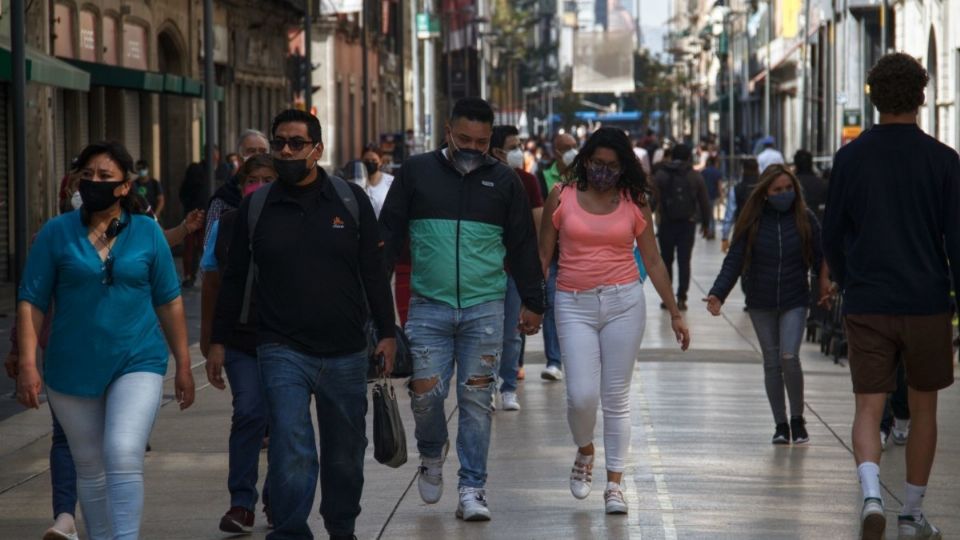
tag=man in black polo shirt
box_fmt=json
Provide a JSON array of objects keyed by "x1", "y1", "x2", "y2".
[
  {"x1": 823, "y1": 53, "x2": 960, "y2": 540},
  {"x1": 210, "y1": 109, "x2": 396, "y2": 540}
]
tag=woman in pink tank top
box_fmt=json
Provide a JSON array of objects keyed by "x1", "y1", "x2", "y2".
[{"x1": 539, "y1": 127, "x2": 691, "y2": 515}]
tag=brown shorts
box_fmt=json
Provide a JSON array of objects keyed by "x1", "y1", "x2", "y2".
[{"x1": 845, "y1": 313, "x2": 955, "y2": 393}]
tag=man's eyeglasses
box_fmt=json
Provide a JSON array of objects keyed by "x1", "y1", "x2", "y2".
[
  {"x1": 270, "y1": 138, "x2": 314, "y2": 152},
  {"x1": 102, "y1": 254, "x2": 115, "y2": 286}
]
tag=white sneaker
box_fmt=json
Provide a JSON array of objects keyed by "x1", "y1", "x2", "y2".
[
  {"x1": 541, "y1": 365, "x2": 564, "y2": 381},
  {"x1": 604, "y1": 482, "x2": 628, "y2": 514},
  {"x1": 860, "y1": 498, "x2": 886, "y2": 540},
  {"x1": 569, "y1": 452, "x2": 594, "y2": 499},
  {"x1": 898, "y1": 514, "x2": 942, "y2": 539},
  {"x1": 490, "y1": 392, "x2": 497, "y2": 412},
  {"x1": 456, "y1": 487, "x2": 492, "y2": 521},
  {"x1": 501, "y1": 392, "x2": 520, "y2": 411},
  {"x1": 418, "y1": 441, "x2": 449, "y2": 504},
  {"x1": 892, "y1": 418, "x2": 910, "y2": 446},
  {"x1": 43, "y1": 513, "x2": 79, "y2": 540}
]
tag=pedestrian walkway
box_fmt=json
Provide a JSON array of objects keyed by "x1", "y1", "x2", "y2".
[{"x1": 1, "y1": 240, "x2": 958, "y2": 539}]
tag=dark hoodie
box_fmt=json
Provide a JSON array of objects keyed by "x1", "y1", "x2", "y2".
[
  {"x1": 209, "y1": 176, "x2": 243, "y2": 210},
  {"x1": 653, "y1": 161, "x2": 711, "y2": 227}
]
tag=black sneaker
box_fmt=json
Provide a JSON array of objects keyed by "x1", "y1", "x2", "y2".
[
  {"x1": 772, "y1": 423, "x2": 790, "y2": 445},
  {"x1": 790, "y1": 416, "x2": 809, "y2": 444},
  {"x1": 677, "y1": 299, "x2": 688, "y2": 311}
]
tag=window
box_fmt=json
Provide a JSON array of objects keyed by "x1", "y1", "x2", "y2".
[
  {"x1": 79, "y1": 9, "x2": 98, "y2": 62},
  {"x1": 53, "y1": 3, "x2": 75, "y2": 58},
  {"x1": 123, "y1": 22, "x2": 149, "y2": 70},
  {"x1": 103, "y1": 16, "x2": 119, "y2": 65}
]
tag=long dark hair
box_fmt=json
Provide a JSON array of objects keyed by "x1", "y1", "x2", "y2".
[
  {"x1": 566, "y1": 127, "x2": 649, "y2": 206},
  {"x1": 732, "y1": 164, "x2": 814, "y2": 271},
  {"x1": 76, "y1": 141, "x2": 145, "y2": 223}
]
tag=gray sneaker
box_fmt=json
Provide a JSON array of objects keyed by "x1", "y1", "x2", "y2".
[
  {"x1": 860, "y1": 498, "x2": 886, "y2": 540},
  {"x1": 417, "y1": 441, "x2": 450, "y2": 504},
  {"x1": 898, "y1": 515, "x2": 942, "y2": 539},
  {"x1": 456, "y1": 487, "x2": 492, "y2": 521}
]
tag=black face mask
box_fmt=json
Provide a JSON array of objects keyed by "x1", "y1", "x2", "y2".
[
  {"x1": 274, "y1": 157, "x2": 313, "y2": 186},
  {"x1": 363, "y1": 160, "x2": 379, "y2": 176},
  {"x1": 449, "y1": 137, "x2": 486, "y2": 175},
  {"x1": 78, "y1": 179, "x2": 125, "y2": 213}
]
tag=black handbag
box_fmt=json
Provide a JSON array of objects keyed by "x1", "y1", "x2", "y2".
[{"x1": 372, "y1": 370, "x2": 408, "y2": 468}]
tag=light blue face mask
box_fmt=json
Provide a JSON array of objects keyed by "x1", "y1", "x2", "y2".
[{"x1": 768, "y1": 190, "x2": 796, "y2": 212}]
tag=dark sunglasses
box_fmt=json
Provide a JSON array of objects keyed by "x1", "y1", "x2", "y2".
[
  {"x1": 102, "y1": 254, "x2": 115, "y2": 286},
  {"x1": 270, "y1": 138, "x2": 314, "y2": 152}
]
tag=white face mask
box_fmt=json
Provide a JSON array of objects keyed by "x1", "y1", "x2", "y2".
[
  {"x1": 562, "y1": 149, "x2": 578, "y2": 167},
  {"x1": 506, "y1": 148, "x2": 525, "y2": 169},
  {"x1": 70, "y1": 190, "x2": 83, "y2": 210}
]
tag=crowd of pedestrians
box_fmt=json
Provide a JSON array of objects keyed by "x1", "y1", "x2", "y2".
[{"x1": 6, "y1": 52, "x2": 959, "y2": 540}]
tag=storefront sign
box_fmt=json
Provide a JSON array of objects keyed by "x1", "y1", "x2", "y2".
[
  {"x1": 123, "y1": 22, "x2": 148, "y2": 70},
  {"x1": 79, "y1": 10, "x2": 97, "y2": 62}
]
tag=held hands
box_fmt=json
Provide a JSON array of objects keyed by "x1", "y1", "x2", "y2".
[
  {"x1": 818, "y1": 280, "x2": 839, "y2": 310},
  {"x1": 375, "y1": 338, "x2": 397, "y2": 377},
  {"x1": 519, "y1": 306, "x2": 543, "y2": 336},
  {"x1": 704, "y1": 295, "x2": 723, "y2": 316}
]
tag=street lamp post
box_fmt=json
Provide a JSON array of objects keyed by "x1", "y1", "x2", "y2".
[
  {"x1": 765, "y1": 0, "x2": 771, "y2": 137},
  {"x1": 203, "y1": 0, "x2": 216, "y2": 197}
]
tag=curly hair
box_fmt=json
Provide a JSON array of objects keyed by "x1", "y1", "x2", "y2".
[
  {"x1": 566, "y1": 127, "x2": 649, "y2": 206},
  {"x1": 867, "y1": 53, "x2": 929, "y2": 114}
]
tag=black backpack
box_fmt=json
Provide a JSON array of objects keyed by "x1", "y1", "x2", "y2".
[{"x1": 661, "y1": 169, "x2": 696, "y2": 221}]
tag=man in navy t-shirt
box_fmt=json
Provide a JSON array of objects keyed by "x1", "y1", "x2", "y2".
[{"x1": 823, "y1": 53, "x2": 960, "y2": 540}]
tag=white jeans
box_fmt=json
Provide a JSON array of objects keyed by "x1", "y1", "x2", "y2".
[
  {"x1": 47, "y1": 372, "x2": 163, "y2": 540},
  {"x1": 556, "y1": 280, "x2": 646, "y2": 472}
]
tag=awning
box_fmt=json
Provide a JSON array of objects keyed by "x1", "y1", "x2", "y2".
[
  {"x1": 64, "y1": 59, "x2": 164, "y2": 92},
  {"x1": 163, "y1": 74, "x2": 184, "y2": 94},
  {"x1": 0, "y1": 39, "x2": 90, "y2": 91},
  {"x1": 62, "y1": 59, "x2": 223, "y2": 100}
]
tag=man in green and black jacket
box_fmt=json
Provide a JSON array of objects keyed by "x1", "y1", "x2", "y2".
[{"x1": 380, "y1": 97, "x2": 545, "y2": 522}]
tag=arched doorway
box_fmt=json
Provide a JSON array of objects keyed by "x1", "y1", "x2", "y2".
[
  {"x1": 158, "y1": 27, "x2": 191, "y2": 226},
  {"x1": 926, "y1": 31, "x2": 938, "y2": 138}
]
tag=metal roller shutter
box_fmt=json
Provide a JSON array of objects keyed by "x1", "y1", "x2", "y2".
[
  {"x1": 54, "y1": 90, "x2": 67, "y2": 182},
  {"x1": 124, "y1": 90, "x2": 142, "y2": 161},
  {"x1": 0, "y1": 84, "x2": 10, "y2": 281}
]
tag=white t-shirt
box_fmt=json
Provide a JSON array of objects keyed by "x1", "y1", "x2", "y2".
[
  {"x1": 633, "y1": 147, "x2": 651, "y2": 175},
  {"x1": 364, "y1": 172, "x2": 394, "y2": 218}
]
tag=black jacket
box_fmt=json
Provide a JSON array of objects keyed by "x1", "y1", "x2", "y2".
[
  {"x1": 212, "y1": 170, "x2": 395, "y2": 357},
  {"x1": 710, "y1": 205, "x2": 823, "y2": 311}
]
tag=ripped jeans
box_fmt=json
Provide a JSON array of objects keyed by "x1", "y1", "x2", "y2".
[
  {"x1": 748, "y1": 307, "x2": 807, "y2": 424},
  {"x1": 406, "y1": 296, "x2": 504, "y2": 489}
]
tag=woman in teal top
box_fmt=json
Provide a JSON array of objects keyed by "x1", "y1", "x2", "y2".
[{"x1": 16, "y1": 141, "x2": 195, "y2": 540}]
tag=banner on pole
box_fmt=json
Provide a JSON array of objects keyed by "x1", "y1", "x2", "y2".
[{"x1": 572, "y1": 29, "x2": 636, "y2": 94}]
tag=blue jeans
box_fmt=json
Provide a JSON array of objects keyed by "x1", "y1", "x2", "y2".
[
  {"x1": 258, "y1": 344, "x2": 368, "y2": 539},
  {"x1": 749, "y1": 307, "x2": 807, "y2": 424},
  {"x1": 500, "y1": 277, "x2": 522, "y2": 393},
  {"x1": 224, "y1": 347, "x2": 270, "y2": 511},
  {"x1": 543, "y1": 261, "x2": 562, "y2": 369},
  {"x1": 406, "y1": 297, "x2": 504, "y2": 489},
  {"x1": 50, "y1": 412, "x2": 78, "y2": 519},
  {"x1": 47, "y1": 372, "x2": 163, "y2": 540}
]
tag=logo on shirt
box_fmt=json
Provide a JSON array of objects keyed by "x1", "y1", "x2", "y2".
[
  {"x1": 333, "y1": 216, "x2": 345, "y2": 229},
  {"x1": 481, "y1": 180, "x2": 494, "y2": 188}
]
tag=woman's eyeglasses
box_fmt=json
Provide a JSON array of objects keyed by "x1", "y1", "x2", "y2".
[
  {"x1": 269, "y1": 138, "x2": 314, "y2": 152},
  {"x1": 102, "y1": 254, "x2": 115, "y2": 286}
]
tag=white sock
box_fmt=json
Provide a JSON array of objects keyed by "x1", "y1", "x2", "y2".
[
  {"x1": 902, "y1": 482, "x2": 926, "y2": 520},
  {"x1": 858, "y1": 462, "x2": 882, "y2": 501},
  {"x1": 52, "y1": 513, "x2": 76, "y2": 533},
  {"x1": 894, "y1": 417, "x2": 911, "y2": 433}
]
